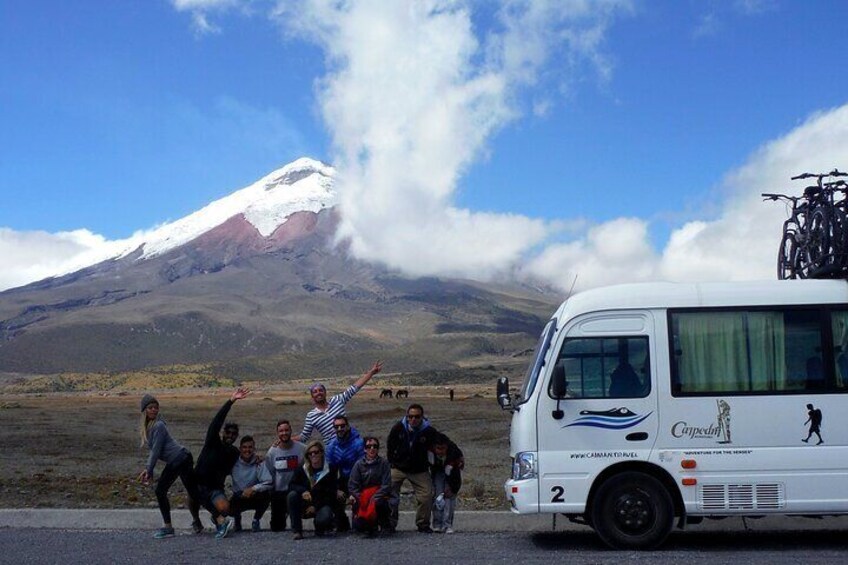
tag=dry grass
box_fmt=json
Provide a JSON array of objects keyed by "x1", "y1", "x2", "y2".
[{"x1": 0, "y1": 384, "x2": 512, "y2": 511}]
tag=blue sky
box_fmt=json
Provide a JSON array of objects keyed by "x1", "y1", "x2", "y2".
[{"x1": 3, "y1": 1, "x2": 848, "y2": 291}]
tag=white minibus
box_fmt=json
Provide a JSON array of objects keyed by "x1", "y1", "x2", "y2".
[{"x1": 497, "y1": 279, "x2": 848, "y2": 549}]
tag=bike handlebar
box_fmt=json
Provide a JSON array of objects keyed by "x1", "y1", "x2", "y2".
[{"x1": 761, "y1": 192, "x2": 800, "y2": 202}]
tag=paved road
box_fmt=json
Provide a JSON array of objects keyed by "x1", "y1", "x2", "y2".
[{"x1": 3, "y1": 527, "x2": 848, "y2": 565}]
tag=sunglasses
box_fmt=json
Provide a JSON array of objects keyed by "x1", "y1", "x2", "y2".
[
  {"x1": 333, "y1": 424, "x2": 348, "y2": 429},
  {"x1": 407, "y1": 414, "x2": 422, "y2": 419},
  {"x1": 365, "y1": 444, "x2": 379, "y2": 450},
  {"x1": 307, "y1": 451, "x2": 322, "y2": 456}
]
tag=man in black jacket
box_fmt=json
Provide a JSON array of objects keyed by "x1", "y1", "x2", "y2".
[
  {"x1": 386, "y1": 403, "x2": 440, "y2": 533},
  {"x1": 192, "y1": 386, "x2": 250, "y2": 539}
]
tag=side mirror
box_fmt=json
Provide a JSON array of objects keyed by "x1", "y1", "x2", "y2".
[
  {"x1": 496, "y1": 377, "x2": 514, "y2": 411},
  {"x1": 550, "y1": 364, "x2": 566, "y2": 420},
  {"x1": 551, "y1": 364, "x2": 567, "y2": 398}
]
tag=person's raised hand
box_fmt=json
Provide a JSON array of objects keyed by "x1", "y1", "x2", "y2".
[{"x1": 231, "y1": 386, "x2": 250, "y2": 402}]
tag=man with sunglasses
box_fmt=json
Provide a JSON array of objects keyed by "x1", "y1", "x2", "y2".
[
  {"x1": 192, "y1": 387, "x2": 250, "y2": 539},
  {"x1": 348, "y1": 436, "x2": 393, "y2": 536},
  {"x1": 326, "y1": 415, "x2": 364, "y2": 531},
  {"x1": 386, "y1": 403, "x2": 441, "y2": 533}
]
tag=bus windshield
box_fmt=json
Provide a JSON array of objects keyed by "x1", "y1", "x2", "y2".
[{"x1": 517, "y1": 318, "x2": 557, "y2": 404}]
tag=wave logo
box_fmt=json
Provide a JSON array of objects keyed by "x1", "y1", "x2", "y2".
[{"x1": 564, "y1": 407, "x2": 652, "y2": 430}]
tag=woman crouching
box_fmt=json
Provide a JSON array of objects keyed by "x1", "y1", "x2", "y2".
[{"x1": 288, "y1": 440, "x2": 346, "y2": 540}]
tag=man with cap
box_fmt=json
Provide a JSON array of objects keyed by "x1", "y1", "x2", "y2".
[
  {"x1": 297, "y1": 361, "x2": 383, "y2": 443},
  {"x1": 191, "y1": 386, "x2": 250, "y2": 539}
]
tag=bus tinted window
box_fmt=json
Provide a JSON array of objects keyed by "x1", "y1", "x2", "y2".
[
  {"x1": 551, "y1": 336, "x2": 650, "y2": 399},
  {"x1": 833, "y1": 310, "x2": 848, "y2": 388},
  {"x1": 670, "y1": 309, "x2": 831, "y2": 395}
]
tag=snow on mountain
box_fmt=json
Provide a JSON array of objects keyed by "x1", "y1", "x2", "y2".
[{"x1": 132, "y1": 157, "x2": 337, "y2": 259}]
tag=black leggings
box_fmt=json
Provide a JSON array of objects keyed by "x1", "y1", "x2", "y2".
[{"x1": 155, "y1": 454, "x2": 198, "y2": 524}]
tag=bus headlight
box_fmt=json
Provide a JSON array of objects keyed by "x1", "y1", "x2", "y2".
[{"x1": 512, "y1": 451, "x2": 537, "y2": 480}]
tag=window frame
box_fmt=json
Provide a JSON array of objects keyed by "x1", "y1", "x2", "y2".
[
  {"x1": 668, "y1": 304, "x2": 839, "y2": 398},
  {"x1": 547, "y1": 334, "x2": 652, "y2": 400}
]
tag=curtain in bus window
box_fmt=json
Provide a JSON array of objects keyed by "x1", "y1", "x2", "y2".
[
  {"x1": 677, "y1": 312, "x2": 747, "y2": 393},
  {"x1": 676, "y1": 311, "x2": 786, "y2": 393},
  {"x1": 747, "y1": 312, "x2": 786, "y2": 391},
  {"x1": 832, "y1": 310, "x2": 848, "y2": 388}
]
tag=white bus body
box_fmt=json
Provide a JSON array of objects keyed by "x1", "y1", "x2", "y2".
[{"x1": 498, "y1": 279, "x2": 848, "y2": 549}]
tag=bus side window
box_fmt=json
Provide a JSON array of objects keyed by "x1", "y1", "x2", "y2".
[
  {"x1": 833, "y1": 310, "x2": 848, "y2": 389},
  {"x1": 551, "y1": 336, "x2": 650, "y2": 400}
]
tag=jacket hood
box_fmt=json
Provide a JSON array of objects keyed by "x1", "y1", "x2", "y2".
[{"x1": 401, "y1": 416, "x2": 431, "y2": 432}]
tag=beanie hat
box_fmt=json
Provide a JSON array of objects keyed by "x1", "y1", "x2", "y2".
[{"x1": 140, "y1": 394, "x2": 158, "y2": 413}]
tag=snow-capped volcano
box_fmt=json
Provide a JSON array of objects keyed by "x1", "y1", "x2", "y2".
[
  {"x1": 129, "y1": 157, "x2": 337, "y2": 259},
  {"x1": 0, "y1": 155, "x2": 559, "y2": 376}
]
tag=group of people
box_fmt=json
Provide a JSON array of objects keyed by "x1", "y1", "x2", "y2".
[{"x1": 138, "y1": 361, "x2": 464, "y2": 540}]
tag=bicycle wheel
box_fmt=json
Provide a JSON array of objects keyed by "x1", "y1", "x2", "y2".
[
  {"x1": 803, "y1": 207, "x2": 832, "y2": 277},
  {"x1": 831, "y1": 206, "x2": 848, "y2": 277},
  {"x1": 777, "y1": 228, "x2": 800, "y2": 280}
]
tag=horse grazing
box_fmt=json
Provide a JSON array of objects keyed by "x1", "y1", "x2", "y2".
[
  {"x1": 395, "y1": 389, "x2": 409, "y2": 399},
  {"x1": 379, "y1": 388, "x2": 393, "y2": 399}
]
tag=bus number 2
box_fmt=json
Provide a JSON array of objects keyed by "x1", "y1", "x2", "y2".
[{"x1": 551, "y1": 486, "x2": 565, "y2": 503}]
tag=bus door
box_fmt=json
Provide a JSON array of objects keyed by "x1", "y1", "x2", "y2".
[{"x1": 537, "y1": 312, "x2": 659, "y2": 514}]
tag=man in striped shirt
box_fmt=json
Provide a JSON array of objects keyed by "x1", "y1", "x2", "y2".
[{"x1": 297, "y1": 361, "x2": 383, "y2": 443}]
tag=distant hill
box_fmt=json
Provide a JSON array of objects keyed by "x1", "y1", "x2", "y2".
[{"x1": 0, "y1": 159, "x2": 561, "y2": 379}]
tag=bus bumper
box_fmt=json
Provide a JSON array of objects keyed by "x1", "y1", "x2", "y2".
[{"x1": 505, "y1": 478, "x2": 539, "y2": 513}]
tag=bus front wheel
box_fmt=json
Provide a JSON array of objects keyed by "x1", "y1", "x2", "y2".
[{"x1": 591, "y1": 471, "x2": 674, "y2": 550}]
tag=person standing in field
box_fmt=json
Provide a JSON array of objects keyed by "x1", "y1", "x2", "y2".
[
  {"x1": 191, "y1": 387, "x2": 250, "y2": 539},
  {"x1": 297, "y1": 361, "x2": 383, "y2": 443},
  {"x1": 386, "y1": 403, "x2": 441, "y2": 533},
  {"x1": 266, "y1": 419, "x2": 306, "y2": 532},
  {"x1": 137, "y1": 394, "x2": 203, "y2": 539}
]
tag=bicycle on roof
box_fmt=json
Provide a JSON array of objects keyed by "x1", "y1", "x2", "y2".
[{"x1": 762, "y1": 169, "x2": 848, "y2": 280}]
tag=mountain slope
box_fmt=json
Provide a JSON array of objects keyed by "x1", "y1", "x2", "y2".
[{"x1": 0, "y1": 159, "x2": 560, "y2": 376}]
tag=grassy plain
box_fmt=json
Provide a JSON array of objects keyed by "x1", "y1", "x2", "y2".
[{"x1": 0, "y1": 378, "x2": 514, "y2": 512}]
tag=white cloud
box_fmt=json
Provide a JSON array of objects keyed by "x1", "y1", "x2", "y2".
[
  {"x1": 171, "y1": 0, "x2": 249, "y2": 35},
  {"x1": 523, "y1": 218, "x2": 659, "y2": 292},
  {"x1": 524, "y1": 103, "x2": 848, "y2": 292},
  {"x1": 659, "y1": 104, "x2": 848, "y2": 284},
  {"x1": 0, "y1": 228, "x2": 138, "y2": 292},
  {"x1": 272, "y1": 0, "x2": 629, "y2": 280}
]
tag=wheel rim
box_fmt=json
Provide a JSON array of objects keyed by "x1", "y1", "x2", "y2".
[
  {"x1": 611, "y1": 489, "x2": 656, "y2": 535},
  {"x1": 778, "y1": 229, "x2": 799, "y2": 280}
]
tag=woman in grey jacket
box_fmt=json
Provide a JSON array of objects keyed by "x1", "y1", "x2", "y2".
[
  {"x1": 138, "y1": 394, "x2": 202, "y2": 539},
  {"x1": 347, "y1": 436, "x2": 393, "y2": 535}
]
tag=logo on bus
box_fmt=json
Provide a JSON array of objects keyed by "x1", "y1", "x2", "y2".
[
  {"x1": 564, "y1": 407, "x2": 651, "y2": 430},
  {"x1": 671, "y1": 399, "x2": 732, "y2": 444}
]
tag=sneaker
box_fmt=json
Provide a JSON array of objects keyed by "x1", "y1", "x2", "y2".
[
  {"x1": 417, "y1": 525, "x2": 434, "y2": 534},
  {"x1": 153, "y1": 527, "x2": 175, "y2": 539},
  {"x1": 293, "y1": 531, "x2": 304, "y2": 540},
  {"x1": 444, "y1": 527, "x2": 455, "y2": 534},
  {"x1": 252, "y1": 519, "x2": 261, "y2": 533},
  {"x1": 215, "y1": 517, "x2": 235, "y2": 540},
  {"x1": 191, "y1": 520, "x2": 204, "y2": 534}
]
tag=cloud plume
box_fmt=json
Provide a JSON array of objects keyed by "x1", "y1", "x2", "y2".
[{"x1": 273, "y1": 0, "x2": 629, "y2": 280}]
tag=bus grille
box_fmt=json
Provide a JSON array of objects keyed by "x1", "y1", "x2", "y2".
[{"x1": 699, "y1": 483, "x2": 784, "y2": 511}]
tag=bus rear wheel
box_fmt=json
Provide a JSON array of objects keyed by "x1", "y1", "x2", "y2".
[{"x1": 591, "y1": 472, "x2": 674, "y2": 550}]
